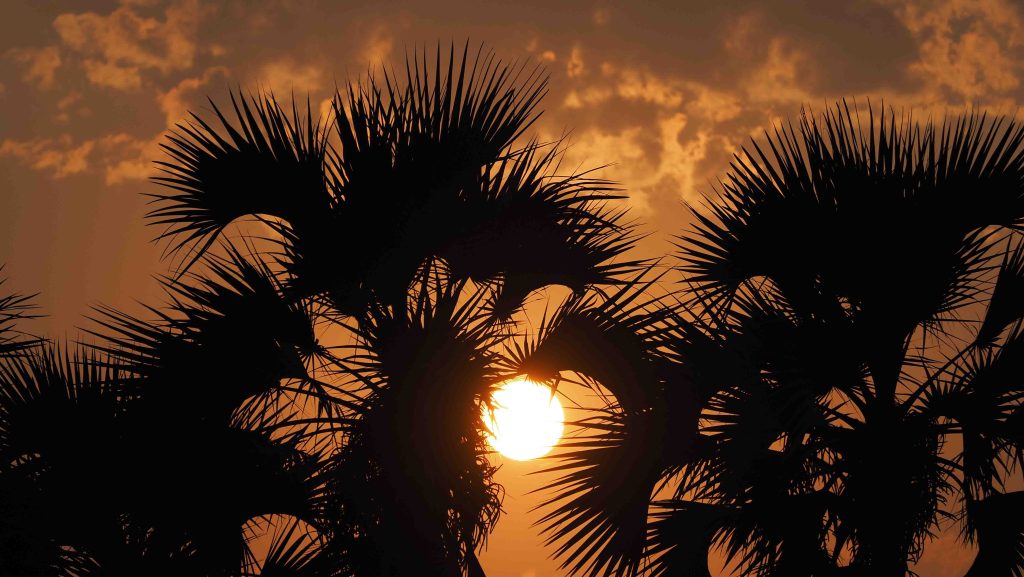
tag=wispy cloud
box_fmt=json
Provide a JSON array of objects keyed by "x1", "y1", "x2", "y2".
[
  {"x1": 52, "y1": 0, "x2": 208, "y2": 90},
  {"x1": 6, "y1": 46, "x2": 62, "y2": 89}
]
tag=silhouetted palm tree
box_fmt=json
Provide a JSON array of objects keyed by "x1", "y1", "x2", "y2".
[
  {"x1": 521, "y1": 103, "x2": 1024, "y2": 577},
  {"x1": 0, "y1": 45, "x2": 643, "y2": 577}
]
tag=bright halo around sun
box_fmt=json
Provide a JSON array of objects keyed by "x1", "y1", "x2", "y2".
[{"x1": 483, "y1": 378, "x2": 564, "y2": 461}]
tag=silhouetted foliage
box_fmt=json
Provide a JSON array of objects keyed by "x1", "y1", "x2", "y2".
[
  {"x1": 0, "y1": 44, "x2": 644, "y2": 577},
  {"x1": 521, "y1": 103, "x2": 1024, "y2": 577},
  {"x1": 3, "y1": 42, "x2": 1023, "y2": 577}
]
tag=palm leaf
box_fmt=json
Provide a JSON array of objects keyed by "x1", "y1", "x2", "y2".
[
  {"x1": 150, "y1": 91, "x2": 331, "y2": 273},
  {"x1": 0, "y1": 269, "x2": 41, "y2": 357},
  {"x1": 964, "y1": 491, "x2": 1024, "y2": 577}
]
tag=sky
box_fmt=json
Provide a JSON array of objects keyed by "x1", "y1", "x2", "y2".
[{"x1": 3, "y1": 1, "x2": 1024, "y2": 575}]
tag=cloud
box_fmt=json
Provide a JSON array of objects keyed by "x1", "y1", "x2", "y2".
[
  {"x1": 0, "y1": 135, "x2": 95, "y2": 177},
  {"x1": 564, "y1": 63, "x2": 684, "y2": 109},
  {"x1": 52, "y1": 0, "x2": 207, "y2": 90},
  {"x1": 54, "y1": 91, "x2": 83, "y2": 123},
  {"x1": 743, "y1": 37, "x2": 815, "y2": 105},
  {"x1": 885, "y1": 0, "x2": 1024, "y2": 103},
  {"x1": 566, "y1": 45, "x2": 586, "y2": 79},
  {"x1": 612, "y1": 65, "x2": 684, "y2": 108},
  {"x1": 360, "y1": 26, "x2": 394, "y2": 67},
  {"x1": 553, "y1": 62, "x2": 750, "y2": 209},
  {"x1": 554, "y1": 125, "x2": 651, "y2": 214},
  {"x1": 158, "y1": 66, "x2": 229, "y2": 127},
  {"x1": 553, "y1": 112, "x2": 718, "y2": 213},
  {"x1": 81, "y1": 59, "x2": 143, "y2": 90},
  {"x1": 0, "y1": 132, "x2": 168, "y2": 184},
  {"x1": 525, "y1": 38, "x2": 557, "y2": 63},
  {"x1": 258, "y1": 59, "x2": 325, "y2": 95},
  {"x1": 102, "y1": 133, "x2": 164, "y2": 184},
  {"x1": 7, "y1": 46, "x2": 62, "y2": 89}
]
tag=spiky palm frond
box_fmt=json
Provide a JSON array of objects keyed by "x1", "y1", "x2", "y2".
[
  {"x1": 150, "y1": 92, "x2": 331, "y2": 273},
  {"x1": 321, "y1": 264, "x2": 505, "y2": 577},
  {"x1": 926, "y1": 327, "x2": 1024, "y2": 501},
  {"x1": 977, "y1": 237, "x2": 1024, "y2": 348},
  {"x1": 653, "y1": 102, "x2": 1024, "y2": 577},
  {"x1": 505, "y1": 277, "x2": 673, "y2": 577},
  {"x1": 0, "y1": 270, "x2": 40, "y2": 357},
  {"x1": 678, "y1": 102, "x2": 1024, "y2": 345},
  {"x1": 644, "y1": 501, "x2": 723, "y2": 577},
  {"x1": 88, "y1": 246, "x2": 327, "y2": 424},
  {"x1": 244, "y1": 515, "x2": 329, "y2": 577},
  {"x1": 332, "y1": 43, "x2": 547, "y2": 203},
  {"x1": 963, "y1": 491, "x2": 1024, "y2": 577},
  {"x1": 439, "y1": 142, "x2": 643, "y2": 319},
  {"x1": 46, "y1": 247, "x2": 335, "y2": 575},
  {"x1": 151, "y1": 44, "x2": 639, "y2": 325},
  {"x1": 0, "y1": 345, "x2": 132, "y2": 576},
  {"x1": 533, "y1": 407, "x2": 666, "y2": 577}
]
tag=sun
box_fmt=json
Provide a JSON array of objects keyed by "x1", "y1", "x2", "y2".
[{"x1": 483, "y1": 378, "x2": 564, "y2": 461}]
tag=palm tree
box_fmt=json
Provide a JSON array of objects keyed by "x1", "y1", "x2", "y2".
[
  {"x1": 521, "y1": 103, "x2": 1024, "y2": 577},
  {"x1": 0, "y1": 44, "x2": 644, "y2": 576}
]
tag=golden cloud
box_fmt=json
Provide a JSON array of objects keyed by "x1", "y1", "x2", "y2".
[
  {"x1": 7, "y1": 46, "x2": 62, "y2": 89},
  {"x1": 53, "y1": 0, "x2": 207, "y2": 90},
  {"x1": 258, "y1": 59, "x2": 326, "y2": 96},
  {"x1": 566, "y1": 45, "x2": 586, "y2": 79},
  {"x1": 158, "y1": 66, "x2": 229, "y2": 128},
  {"x1": 0, "y1": 135, "x2": 94, "y2": 178},
  {"x1": 890, "y1": 0, "x2": 1024, "y2": 102}
]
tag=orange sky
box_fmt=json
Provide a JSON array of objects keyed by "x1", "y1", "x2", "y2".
[{"x1": 3, "y1": 1, "x2": 1024, "y2": 575}]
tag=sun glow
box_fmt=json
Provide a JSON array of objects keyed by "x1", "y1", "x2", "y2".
[{"x1": 483, "y1": 379, "x2": 565, "y2": 461}]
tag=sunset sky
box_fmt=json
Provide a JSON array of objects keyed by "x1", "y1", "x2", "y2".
[{"x1": 3, "y1": 1, "x2": 1024, "y2": 575}]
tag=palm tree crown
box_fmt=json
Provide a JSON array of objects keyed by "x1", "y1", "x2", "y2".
[
  {"x1": 526, "y1": 102, "x2": 1024, "y2": 577},
  {"x1": 3, "y1": 43, "x2": 1022, "y2": 577},
  {"x1": 0, "y1": 45, "x2": 644, "y2": 577}
]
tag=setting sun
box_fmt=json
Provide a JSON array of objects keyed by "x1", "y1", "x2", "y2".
[{"x1": 483, "y1": 379, "x2": 564, "y2": 461}]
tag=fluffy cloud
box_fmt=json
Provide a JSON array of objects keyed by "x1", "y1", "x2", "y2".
[
  {"x1": 566, "y1": 45, "x2": 586, "y2": 79},
  {"x1": 52, "y1": 0, "x2": 207, "y2": 90},
  {"x1": 258, "y1": 59, "x2": 326, "y2": 95},
  {"x1": 552, "y1": 111, "x2": 723, "y2": 214},
  {"x1": 54, "y1": 91, "x2": 83, "y2": 123},
  {"x1": 158, "y1": 66, "x2": 229, "y2": 127},
  {"x1": 102, "y1": 133, "x2": 164, "y2": 185},
  {"x1": 887, "y1": 0, "x2": 1024, "y2": 103},
  {"x1": 7, "y1": 46, "x2": 62, "y2": 89},
  {"x1": 742, "y1": 37, "x2": 815, "y2": 105},
  {"x1": 360, "y1": 25, "x2": 395, "y2": 67},
  {"x1": 0, "y1": 132, "x2": 167, "y2": 184},
  {"x1": 0, "y1": 135, "x2": 94, "y2": 178}
]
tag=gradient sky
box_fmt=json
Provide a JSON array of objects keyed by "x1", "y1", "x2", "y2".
[{"x1": 3, "y1": 1, "x2": 1024, "y2": 575}]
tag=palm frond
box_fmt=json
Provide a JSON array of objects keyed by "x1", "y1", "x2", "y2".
[
  {"x1": 150, "y1": 91, "x2": 331, "y2": 273},
  {"x1": 677, "y1": 101, "x2": 1024, "y2": 341},
  {"x1": 533, "y1": 408, "x2": 665, "y2": 577},
  {"x1": 977, "y1": 237, "x2": 1024, "y2": 347},
  {"x1": 247, "y1": 515, "x2": 327, "y2": 577},
  {"x1": 322, "y1": 263, "x2": 505, "y2": 577},
  {"x1": 0, "y1": 344, "x2": 132, "y2": 575},
  {"x1": 87, "y1": 246, "x2": 325, "y2": 423},
  {"x1": 0, "y1": 270, "x2": 41, "y2": 356},
  {"x1": 645, "y1": 501, "x2": 723, "y2": 577},
  {"x1": 964, "y1": 491, "x2": 1024, "y2": 577}
]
